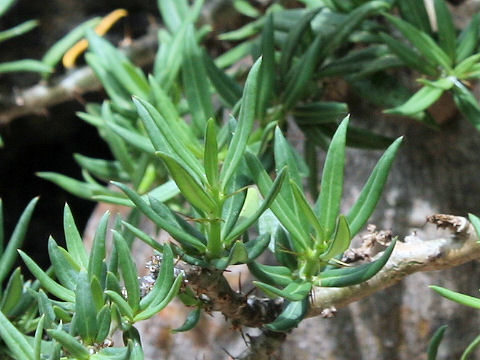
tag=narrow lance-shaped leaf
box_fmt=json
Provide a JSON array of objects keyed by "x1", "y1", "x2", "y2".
[
  {"x1": 88, "y1": 212, "x2": 109, "y2": 287},
  {"x1": 315, "y1": 116, "x2": 348, "y2": 239},
  {"x1": 456, "y1": 14, "x2": 480, "y2": 62},
  {"x1": 113, "y1": 231, "x2": 140, "y2": 313},
  {"x1": 253, "y1": 280, "x2": 312, "y2": 301},
  {"x1": 172, "y1": 307, "x2": 201, "y2": 333},
  {"x1": 347, "y1": 137, "x2": 402, "y2": 237},
  {"x1": 0, "y1": 310, "x2": 34, "y2": 360},
  {"x1": 204, "y1": 118, "x2": 219, "y2": 187},
  {"x1": 114, "y1": 182, "x2": 206, "y2": 252},
  {"x1": 319, "y1": 215, "x2": 350, "y2": 260},
  {"x1": 75, "y1": 270, "x2": 98, "y2": 344},
  {"x1": 290, "y1": 181, "x2": 324, "y2": 242},
  {"x1": 220, "y1": 58, "x2": 262, "y2": 189},
  {"x1": 182, "y1": 25, "x2": 214, "y2": 135},
  {"x1": 434, "y1": 0, "x2": 456, "y2": 62},
  {"x1": 468, "y1": 213, "x2": 480, "y2": 240},
  {"x1": 0, "y1": 197, "x2": 38, "y2": 285},
  {"x1": 47, "y1": 329, "x2": 90, "y2": 360},
  {"x1": 256, "y1": 14, "x2": 275, "y2": 121},
  {"x1": 225, "y1": 167, "x2": 287, "y2": 245},
  {"x1": 427, "y1": 325, "x2": 448, "y2": 360},
  {"x1": 430, "y1": 285, "x2": 480, "y2": 309},
  {"x1": 63, "y1": 204, "x2": 88, "y2": 267}
]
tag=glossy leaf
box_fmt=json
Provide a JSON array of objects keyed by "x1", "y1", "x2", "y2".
[
  {"x1": 265, "y1": 298, "x2": 309, "y2": 332},
  {"x1": 248, "y1": 261, "x2": 293, "y2": 287},
  {"x1": 347, "y1": 137, "x2": 402, "y2": 236},
  {"x1": 318, "y1": 239, "x2": 396, "y2": 287}
]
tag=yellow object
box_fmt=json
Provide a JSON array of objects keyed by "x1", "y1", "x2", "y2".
[{"x1": 62, "y1": 9, "x2": 128, "y2": 69}]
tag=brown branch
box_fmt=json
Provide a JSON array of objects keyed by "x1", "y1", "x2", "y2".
[
  {"x1": 309, "y1": 215, "x2": 479, "y2": 316},
  {"x1": 0, "y1": 29, "x2": 158, "y2": 124}
]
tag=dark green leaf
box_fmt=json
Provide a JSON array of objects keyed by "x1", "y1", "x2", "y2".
[
  {"x1": 172, "y1": 307, "x2": 201, "y2": 333},
  {"x1": 0, "y1": 310, "x2": 34, "y2": 360},
  {"x1": 248, "y1": 261, "x2": 293, "y2": 287},
  {"x1": 88, "y1": 212, "x2": 109, "y2": 287},
  {"x1": 265, "y1": 298, "x2": 308, "y2": 332},
  {"x1": 48, "y1": 237, "x2": 80, "y2": 290},
  {"x1": 245, "y1": 233, "x2": 271, "y2": 261},
  {"x1": 318, "y1": 239, "x2": 396, "y2": 287},
  {"x1": 456, "y1": 14, "x2": 480, "y2": 62},
  {"x1": 254, "y1": 280, "x2": 311, "y2": 301},
  {"x1": 452, "y1": 81, "x2": 480, "y2": 131},
  {"x1": 396, "y1": 0, "x2": 431, "y2": 33},
  {"x1": 274, "y1": 227, "x2": 297, "y2": 270},
  {"x1": 434, "y1": 0, "x2": 456, "y2": 61},
  {"x1": 319, "y1": 215, "x2": 350, "y2": 260},
  {"x1": 63, "y1": 204, "x2": 88, "y2": 268},
  {"x1": 47, "y1": 329, "x2": 89, "y2": 360},
  {"x1": 75, "y1": 270, "x2": 98, "y2": 344},
  {"x1": 427, "y1": 325, "x2": 447, "y2": 360},
  {"x1": 256, "y1": 14, "x2": 275, "y2": 121},
  {"x1": 0, "y1": 268, "x2": 23, "y2": 315}
]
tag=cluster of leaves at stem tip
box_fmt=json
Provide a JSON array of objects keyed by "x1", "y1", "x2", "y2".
[{"x1": 17, "y1": 0, "x2": 480, "y2": 357}]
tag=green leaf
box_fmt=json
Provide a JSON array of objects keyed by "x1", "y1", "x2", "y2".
[
  {"x1": 220, "y1": 58, "x2": 262, "y2": 189},
  {"x1": 113, "y1": 232, "x2": 140, "y2": 313},
  {"x1": 75, "y1": 270, "x2": 98, "y2": 344},
  {"x1": 96, "y1": 305, "x2": 112, "y2": 343},
  {"x1": 233, "y1": 0, "x2": 260, "y2": 18},
  {"x1": 245, "y1": 233, "x2": 271, "y2": 261},
  {"x1": 456, "y1": 14, "x2": 480, "y2": 62},
  {"x1": 0, "y1": 197, "x2": 38, "y2": 285},
  {"x1": 0, "y1": 60, "x2": 52, "y2": 74},
  {"x1": 315, "y1": 116, "x2": 348, "y2": 239},
  {"x1": 293, "y1": 102, "x2": 349, "y2": 125},
  {"x1": 279, "y1": 7, "x2": 322, "y2": 76},
  {"x1": 385, "y1": 83, "x2": 446, "y2": 116},
  {"x1": 0, "y1": 20, "x2": 38, "y2": 43},
  {"x1": 204, "y1": 118, "x2": 219, "y2": 187},
  {"x1": 452, "y1": 81, "x2": 480, "y2": 131},
  {"x1": 74, "y1": 154, "x2": 128, "y2": 182},
  {"x1": 430, "y1": 285, "x2": 480, "y2": 309},
  {"x1": 384, "y1": 13, "x2": 452, "y2": 69},
  {"x1": 0, "y1": 268, "x2": 23, "y2": 315},
  {"x1": 396, "y1": 0, "x2": 431, "y2": 34},
  {"x1": 265, "y1": 298, "x2": 308, "y2": 332},
  {"x1": 319, "y1": 215, "x2": 351, "y2": 260},
  {"x1": 215, "y1": 40, "x2": 255, "y2": 69},
  {"x1": 88, "y1": 212, "x2": 109, "y2": 287},
  {"x1": 133, "y1": 273, "x2": 183, "y2": 321},
  {"x1": 139, "y1": 243, "x2": 174, "y2": 311},
  {"x1": 468, "y1": 213, "x2": 480, "y2": 241},
  {"x1": 290, "y1": 181, "x2": 323, "y2": 241},
  {"x1": 172, "y1": 307, "x2": 201, "y2": 333},
  {"x1": 248, "y1": 261, "x2": 293, "y2": 287},
  {"x1": 0, "y1": 0, "x2": 15, "y2": 17},
  {"x1": 318, "y1": 239, "x2": 396, "y2": 287},
  {"x1": 254, "y1": 281, "x2": 312, "y2": 301},
  {"x1": 37, "y1": 172, "x2": 98, "y2": 200},
  {"x1": 48, "y1": 237, "x2": 80, "y2": 290},
  {"x1": 132, "y1": 97, "x2": 205, "y2": 179},
  {"x1": 461, "y1": 334, "x2": 480, "y2": 360},
  {"x1": 427, "y1": 325, "x2": 447, "y2": 360},
  {"x1": 246, "y1": 152, "x2": 309, "y2": 251},
  {"x1": 347, "y1": 137, "x2": 402, "y2": 236},
  {"x1": 256, "y1": 14, "x2": 275, "y2": 121},
  {"x1": 47, "y1": 329, "x2": 90, "y2": 360},
  {"x1": 33, "y1": 315, "x2": 45, "y2": 360},
  {"x1": 115, "y1": 183, "x2": 206, "y2": 252},
  {"x1": 225, "y1": 167, "x2": 287, "y2": 245},
  {"x1": 274, "y1": 227, "x2": 298, "y2": 270},
  {"x1": 182, "y1": 25, "x2": 214, "y2": 134},
  {"x1": 157, "y1": 152, "x2": 215, "y2": 214},
  {"x1": 0, "y1": 310, "x2": 34, "y2": 360},
  {"x1": 35, "y1": 289, "x2": 56, "y2": 329},
  {"x1": 104, "y1": 290, "x2": 134, "y2": 320},
  {"x1": 433, "y1": 0, "x2": 456, "y2": 62},
  {"x1": 19, "y1": 250, "x2": 75, "y2": 302},
  {"x1": 41, "y1": 17, "x2": 101, "y2": 68},
  {"x1": 202, "y1": 50, "x2": 242, "y2": 107},
  {"x1": 63, "y1": 204, "x2": 88, "y2": 268}
]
